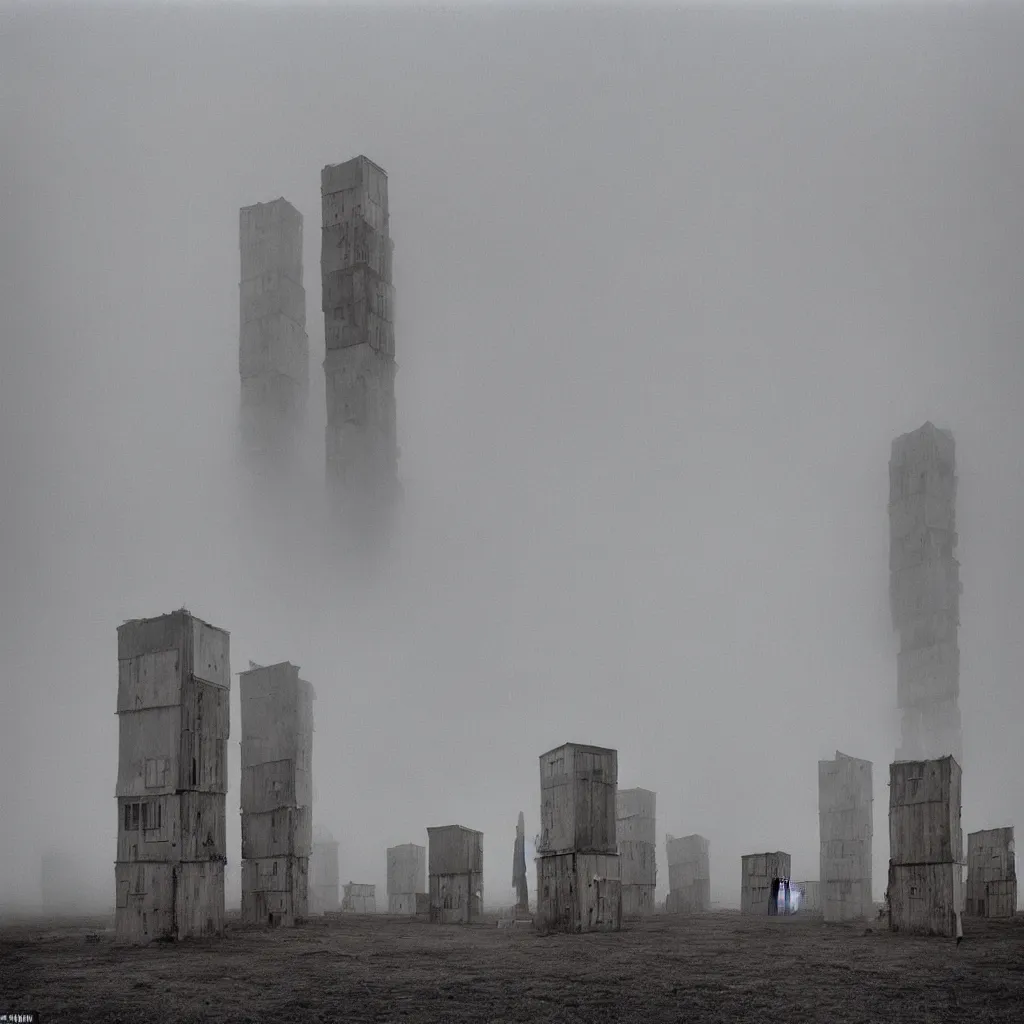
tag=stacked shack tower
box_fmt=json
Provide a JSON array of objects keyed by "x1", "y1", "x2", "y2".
[
  {"x1": 740, "y1": 852, "x2": 791, "y2": 915},
  {"x1": 536, "y1": 743, "x2": 622, "y2": 933},
  {"x1": 321, "y1": 156, "x2": 399, "y2": 526},
  {"x1": 114, "y1": 610, "x2": 230, "y2": 944},
  {"x1": 965, "y1": 827, "x2": 1016, "y2": 919},
  {"x1": 818, "y1": 751, "x2": 873, "y2": 921},
  {"x1": 888, "y1": 756, "x2": 963, "y2": 936},
  {"x1": 665, "y1": 834, "x2": 710, "y2": 913},
  {"x1": 238, "y1": 199, "x2": 309, "y2": 466},
  {"x1": 387, "y1": 843, "x2": 427, "y2": 915},
  {"x1": 889, "y1": 423, "x2": 961, "y2": 765},
  {"x1": 239, "y1": 661, "x2": 314, "y2": 927},
  {"x1": 427, "y1": 826, "x2": 484, "y2": 924},
  {"x1": 616, "y1": 788, "x2": 656, "y2": 916}
]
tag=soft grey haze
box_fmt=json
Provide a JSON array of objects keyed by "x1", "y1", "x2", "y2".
[{"x1": 1, "y1": 0, "x2": 1023, "y2": 914}]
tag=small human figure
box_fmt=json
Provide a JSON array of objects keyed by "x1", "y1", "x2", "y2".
[
  {"x1": 783, "y1": 878, "x2": 791, "y2": 915},
  {"x1": 769, "y1": 876, "x2": 779, "y2": 915}
]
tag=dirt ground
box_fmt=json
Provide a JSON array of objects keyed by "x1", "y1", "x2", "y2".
[{"x1": 2, "y1": 910, "x2": 1023, "y2": 1023}]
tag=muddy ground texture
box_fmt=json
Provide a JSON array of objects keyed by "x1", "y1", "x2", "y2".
[{"x1": 2, "y1": 910, "x2": 1023, "y2": 1023}]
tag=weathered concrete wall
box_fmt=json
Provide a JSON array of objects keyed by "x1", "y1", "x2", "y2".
[
  {"x1": 427, "y1": 826, "x2": 483, "y2": 876},
  {"x1": 665, "y1": 834, "x2": 711, "y2": 913},
  {"x1": 535, "y1": 852, "x2": 622, "y2": 933},
  {"x1": 538, "y1": 744, "x2": 618, "y2": 857},
  {"x1": 114, "y1": 610, "x2": 229, "y2": 944},
  {"x1": 819, "y1": 751, "x2": 873, "y2": 921},
  {"x1": 887, "y1": 756, "x2": 964, "y2": 937},
  {"x1": 966, "y1": 827, "x2": 1016, "y2": 919},
  {"x1": 239, "y1": 197, "x2": 308, "y2": 461},
  {"x1": 740, "y1": 852, "x2": 791, "y2": 915},
  {"x1": 428, "y1": 873, "x2": 482, "y2": 924},
  {"x1": 321, "y1": 156, "x2": 399, "y2": 518},
  {"x1": 795, "y1": 880, "x2": 821, "y2": 913},
  {"x1": 309, "y1": 833, "x2": 339, "y2": 914},
  {"x1": 239, "y1": 662, "x2": 314, "y2": 927},
  {"x1": 889, "y1": 422, "x2": 962, "y2": 765}
]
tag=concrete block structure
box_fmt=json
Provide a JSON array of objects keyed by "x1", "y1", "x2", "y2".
[
  {"x1": 888, "y1": 757, "x2": 964, "y2": 937},
  {"x1": 321, "y1": 156, "x2": 399, "y2": 524},
  {"x1": 794, "y1": 880, "x2": 821, "y2": 913},
  {"x1": 387, "y1": 843, "x2": 426, "y2": 915},
  {"x1": 309, "y1": 827, "x2": 340, "y2": 914},
  {"x1": 427, "y1": 826, "x2": 483, "y2": 924},
  {"x1": 342, "y1": 882, "x2": 377, "y2": 913},
  {"x1": 239, "y1": 199, "x2": 309, "y2": 463},
  {"x1": 818, "y1": 751, "x2": 873, "y2": 921},
  {"x1": 665, "y1": 834, "x2": 711, "y2": 914},
  {"x1": 114, "y1": 609, "x2": 230, "y2": 944},
  {"x1": 741, "y1": 852, "x2": 791, "y2": 915},
  {"x1": 616, "y1": 788, "x2": 656, "y2": 916},
  {"x1": 239, "y1": 662, "x2": 314, "y2": 927},
  {"x1": 536, "y1": 743, "x2": 621, "y2": 933},
  {"x1": 889, "y1": 423, "x2": 962, "y2": 765},
  {"x1": 966, "y1": 827, "x2": 1016, "y2": 919}
]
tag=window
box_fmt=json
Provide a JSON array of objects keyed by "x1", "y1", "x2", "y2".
[
  {"x1": 443, "y1": 895, "x2": 452, "y2": 910},
  {"x1": 142, "y1": 800, "x2": 162, "y2": 832},
  {"x1": 124, "y1": 802, "x2": 141, "y2": 831}
]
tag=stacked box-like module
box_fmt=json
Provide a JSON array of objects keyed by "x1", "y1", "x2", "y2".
[
  {"x1": 239, "y1": 198, "x2": 309, "y2": 460},
  {"x1": 114, "y1": 610, "x2": 230, "y2": 944},
  {"x1": 740, "y1": 852, "x2": 791, "y2": 915},
  {"x1": 309, "y1": 828, "x2": 339, "y2": 914},
  {"x1": 536, "y1": 743, "x2": 621, "y2": 933},
  {"x1": 966, "y1": 827, "x2": 1016, "y2": 919},
  {"x1": 427, "y1": 826, "x2": 484, "y2": 924},
  {"x1": 616, "y1": 789, "x2": 656, "y2": 916},
  {"x1": 888, "y1": 757, "x2": 964, "y2": 936},
  {"x1": 387, "y1": 843, "x2": 427, "y2": 915},
  {"x1": 239, "y1": 662, "x2": 314, "y2": 927},
  {"x1": 665, "y1": 834, "x2": 711, "y2": 913},
  {"x1": 889, "y1": 423, "x2": 962, "y2": 765},
  {"x1": 342, "y1": 883, "x2": 377, "y2": 913},
  {"x1": 321, "y1": 156, "x2": 399, "y2": 512},
  {"x1": 819, "y1": 751, "x2": 873, "y2": 921}
]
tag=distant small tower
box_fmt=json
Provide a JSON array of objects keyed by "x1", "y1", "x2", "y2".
[
  {"x1": 320, "y1": 156, "x2": 399, "y2": 532},
  {"x1": 238, "y1": 198, "x2": 309, "y2": 470},
  {"x1": 888, "y1": 422, "x2": 962, "y2": 764}
]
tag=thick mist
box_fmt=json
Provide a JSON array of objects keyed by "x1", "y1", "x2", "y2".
[{"x1": 1, "y1": 1, "x2": 1023, "y2": 914}]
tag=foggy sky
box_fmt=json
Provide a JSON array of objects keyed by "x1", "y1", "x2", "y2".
[{"x1": 2, "y1": 0, "x2": 1023, "y2": 912}]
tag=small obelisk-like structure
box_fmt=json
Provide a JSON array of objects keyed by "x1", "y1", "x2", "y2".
[{"x1": 513, "y1": 811, "x2": 529, "y2": 914}]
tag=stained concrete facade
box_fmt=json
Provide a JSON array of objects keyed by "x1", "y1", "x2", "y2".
[
  {"x1": 616, "y1": 788, "x2": 656, "y2": 916},
  {"x1": 740, "y1": 852, "x2": 791, "y2": 915},
  {"x1": 387, "y1": 843, "x2": 426, "y2": 915},
  {"x1": 818, "y1": 751, "x2": 873, "y2": 921},
  {"x1": 966, "y1": 827, "x2": 1016, "y2": 919},
  {"x1": 309, "y1": 827, "x2": 339, "y2": 914},
  {"x1": 536, "y1": 743, "x2": 621, "y2": 933},
  {"x1": 239, "y1": 199, "x2": 309, "y2": 464},
  {"x1": 321, "y1": 156, "x2": 399, "y2": 524},
  {"x1": 114, "y1": 609, "x2": 230, "y2": 943},
  {"x1": 888, "y1": 757, "x2": 964, "y2": 937},
  {"x1": 342, "y1": 882, "x2": 377, "y2": 913},
  {"x1": 665, "y1": 834, "x2": 711, "y2": 914},
  {"x1": 795, "y1": 880, "x2": 821, "y2": 913},
  {"x1": 427, "y1": 826, "x2": 484, "y2": 924},
  {"x1": 889, "y1": 423, "x2": 962, "y2": 765},
  {"x1": 239, "y1": 662, "x2": 314, "y2": 927}
]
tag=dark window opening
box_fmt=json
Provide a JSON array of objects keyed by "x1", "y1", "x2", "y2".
[{"x1": 191, "y1": 758, "x2": 198, "y2": 786}]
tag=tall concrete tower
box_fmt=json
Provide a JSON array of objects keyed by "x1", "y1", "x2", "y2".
[
  {"x1": 320, "y1": 157, "x2": 399, "y2": 527},
  {"x1": 238, "y1": 198, "x2": 309, "y2": 468},
  {"x1": 888, "y1": 422, "x2": 962, "y2": 764}
]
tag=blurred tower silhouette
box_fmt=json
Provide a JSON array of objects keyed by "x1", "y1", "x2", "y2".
[
  {"x1": 320, "y1": 156, "x2": 400, "y2": 539},
  {"x1": 238, "y1": 198, "x2": 309, "y2": 474}
]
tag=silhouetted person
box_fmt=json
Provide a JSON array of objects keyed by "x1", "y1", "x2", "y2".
[
  {"x1": 769, "y1": 877, "x2": 780, "y2": 915},
  {"x1": 783, "y1": 878, "x2": 791, "y2": 915}
]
